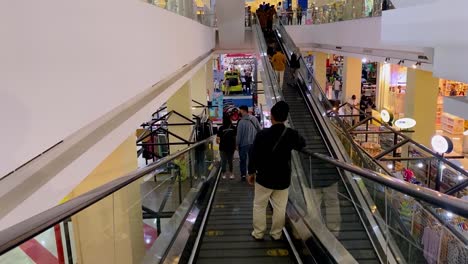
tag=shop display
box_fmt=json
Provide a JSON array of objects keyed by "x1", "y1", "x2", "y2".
[
  {"x1": 436, "y1": 96, "x2": 443, "y2": 128},
  {"x1": 439, "y1": 79, "x2": 468, "y2": 96},
  {"x1": 441, "y1": 113, "x2": 465, "y2": 135},
  {"x1": 362, "y1": 62, "x2": 377, "y2": 104}
]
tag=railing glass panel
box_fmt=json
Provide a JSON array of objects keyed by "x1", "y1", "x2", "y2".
[{"x1": 0, "y1": 139, "x2": 216, "y2": 264}]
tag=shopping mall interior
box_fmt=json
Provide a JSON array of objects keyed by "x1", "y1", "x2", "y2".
[{"x1": 0, "y1": 0, "x2": 467, "y2": 264}]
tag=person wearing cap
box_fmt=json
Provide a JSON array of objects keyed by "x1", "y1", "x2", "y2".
[
  {"x1": 236, "y1": 105, "x2": 262, "y2": 181},
  {"x1": 248, "y1": 101, "x2": 306, "y2": 241}
]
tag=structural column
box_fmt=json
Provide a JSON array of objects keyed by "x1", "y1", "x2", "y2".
[
  {"x1": 70, "y1": 134, "x2": 144, "y2": 264},
  {"x1": 191, "y1": 63, "x2": 209, "y2": 116},
  {"x1": 404, "y1": 69, "x2": 439, "y2": 147},
  {"x1": 205, "y1": 60, "x2": 214, "y2": 101},
  {"x1": 312, "y1": 51, "x2": 328, "y2": 92},
  {"x1": 342, "y1": 56, "x2": 362, "y2": 102},
  {"x1": 167, "y1": 81, "x2": 193, "y2": 153}
]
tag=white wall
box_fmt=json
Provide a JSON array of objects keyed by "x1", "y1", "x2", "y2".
[
  {"x1": 215, "y1": 0, "x2": 245, "y2": 49},
  {"x1": 286, "y1": 17, "x2": 427, "y2": 55},
  {"x1": 0, "y1": 54, "x2": 212, "y2": 230},
  {"x1": 0, "y1": 0, "x2": 215, "y2": 178},
  {"x1": 381, "y1": 0, "x2": 468, "y2": 83}
]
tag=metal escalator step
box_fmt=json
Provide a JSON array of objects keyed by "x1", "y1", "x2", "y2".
[
  {"x1": 340, "y1": 240, "x2": 373, "y2": 250},
  {"x1": 206, "y1": 224, "x2": 258, "y2": 230},
  {"x1": 348, "y1": 249, "x2": 378, "y2": 261},
  {"x1": 197, "y1": 249, "x2": 291, "y2": 259},
  {"x1": 206, "y1": 219, "x2": 266, "y2": 226},
  {"x1": 333, "y1": 231, "x2": 369, "y2": 240},
  {"x1": 328, "y1": 222, "x2": 365, "y2": 231},
  {"x1": 197, "y1": 257, "x2": 294, "y2": 264},
  {"x1": 355, "y1": 260, "x2": 381, "y2": 264},
  {"x1": 200, "y1": 241, "x2": 285, "y2": 250}
]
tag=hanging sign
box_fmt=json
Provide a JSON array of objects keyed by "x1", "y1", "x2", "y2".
[
  {"x1": 431, "y1": 135, "x2": 454, "y2": 154},
  {"x1": 380, "y1": 109, "x2": 393, "y2": 123},
  {"x1": 394, "y1": 118, "x2": 417, "y2": 129}
]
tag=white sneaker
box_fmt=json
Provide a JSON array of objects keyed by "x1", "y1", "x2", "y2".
[
  {"x1": 222, "y1": 174, "x2": 226, "y2": 179},
  {"x1": 229, "y1": 173, "x2": 235, "y2": 180}
]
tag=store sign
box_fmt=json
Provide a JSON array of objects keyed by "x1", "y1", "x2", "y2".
[
  {"x1": 431, "y1": 135, "x2": 454, "y2": 154},
  {"x1": 395, "y1": 118, "x2": 416, "y2": 129},
  {"x1": 380, "y1": 109, "x2": 393, "y2": 123}
]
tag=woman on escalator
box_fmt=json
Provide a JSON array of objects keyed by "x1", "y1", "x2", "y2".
[{"x1": 217, "y1": 114, "x2": 237, "y2": 180}]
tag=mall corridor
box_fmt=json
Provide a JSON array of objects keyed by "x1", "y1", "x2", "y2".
[{"x1": 1, "y1": 0, "x2": 468, "y2": 264}]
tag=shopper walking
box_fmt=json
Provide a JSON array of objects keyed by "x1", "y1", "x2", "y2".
[
  {"x1": 266, "y1": 5, "x2": 276, "y2": 33},
  {"x1": 271, "y1": 49, "x2": 287, "y2": 89},
  {"x1": 277, "y1": 2, "x2": 284, "y2": 24},
  {"x1": 333, "y1": 77, "x2": 342, "y2": 101},
  {"x1": 248, "y1": 101, "x2": 306, "y2": 240},
  {"x1": 286, "y1": 5, "x2": 293, "y2": 25},
  {"x1": 296, "y1": 5, "x2": 303, "y2": 25},
  {"x1": 347, "y1": 95, "x2": 359, "y2": 125},
  {"x1": 289, "y1": 50, "x2": 301, "y2": 86},
  {"x1": 236, "y1": 105, "x2": 262, "y2": 182},
  {"x1": 217, "y1": 114, "x2": 237, "y2": 180}
]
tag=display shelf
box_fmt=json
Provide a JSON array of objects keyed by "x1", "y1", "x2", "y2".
[
  {"x1": 441, "y1": 113, "x2": 465, "y2": 134},
  {"x1": 439, "y1": 79, "x2": 468, "y2": 96},
  {"x1": 436, "y1": 96, "x2": 444, "y2": 128}
]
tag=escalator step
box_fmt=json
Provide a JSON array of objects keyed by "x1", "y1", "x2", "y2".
[{"x1": 197, "y1": 257, "x2": 295, "y2": 264}]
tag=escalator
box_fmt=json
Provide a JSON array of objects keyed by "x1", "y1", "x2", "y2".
[
  {"x1": 193, "y1": 163, "x2": 298, "y2": 264},
  {"x1": 260, "y1": 30, "x2": 380, "y2": 262},
  {"x1": 1, "y1": 127, "x2": 467, "y2": 264},
  {"x1": 282, "y1": 82, "x2": 380, "y2": 263}
]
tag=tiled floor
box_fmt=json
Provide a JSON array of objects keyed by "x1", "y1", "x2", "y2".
[{"x1": 0, "y1": 227, "x2": 58, "y2": 264}]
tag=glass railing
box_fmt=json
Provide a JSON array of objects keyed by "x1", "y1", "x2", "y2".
[
  {"x1": 0, "y1": 138, "x2": 217, "y2": 263},
  {"x1": 277, "y1": 0, "x2": 394, "y2": 26},
  {"x1": 145, "y1": 0, "x2": 216, "y2": 27},
  {"x1": 308, "y1": 153, "x2": 468, "y2": 264},
  {"x1": 267, "y1": 18, "x2": 468, "y2": 263},
  {"x1": 337, "y1": 103, "x2": 468, "y2": 196}
]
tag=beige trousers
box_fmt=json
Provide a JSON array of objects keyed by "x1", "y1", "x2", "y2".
[
  {"x1": 276, "y1": 70, "x2": 285, "y2": 89},
  {"x1": 303, "y1": 182, "x2": 341, "y2": 232},
  {"x1": 252, "y1": 183, "x2": 289, "y2": 240}
]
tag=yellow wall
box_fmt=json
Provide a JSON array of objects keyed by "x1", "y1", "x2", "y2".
[
  {"x1": 191, "y1": 64, "x2": 208, "y2": 116},
  {"x1": 167, "y1": 82, "x2": 193, "y2": 153},
  {"x1": 70, "y1": 134, "x2": 144, "y2": 264},
  {"x1": 343, "y1": 56, "x2": 362, "y2": 102},
  {"x1": 312, "y1": 51, "x2": 328, "y2": 91},
  {"x1": 405, "y1": 69, "x2": 439, "y2": 146}
]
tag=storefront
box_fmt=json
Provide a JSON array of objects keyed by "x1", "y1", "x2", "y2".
[
  {"x1": 361, "y1": 59, "x2": 378, "y2": 105},
  {"x1": 376, "y1": 63, "x2": 408, "y2": 119},
  {"x1": 210, "y1": 53, "x2": 259, "y2": 124}
]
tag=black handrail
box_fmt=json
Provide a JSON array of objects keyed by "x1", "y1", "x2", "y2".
[
  {"x1": 0, "y1": 136, "x2": 215, "y2": 255},
  {"x1": 309, "y1": 152, "x2": 468, "y2": 218}
]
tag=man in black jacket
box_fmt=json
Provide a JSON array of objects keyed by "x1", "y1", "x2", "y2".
[{"x1": 248, "y1": 101, "x2": 306, "y2": 240}]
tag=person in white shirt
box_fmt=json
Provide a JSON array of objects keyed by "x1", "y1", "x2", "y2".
[
  {"x1": 333, "y1": 78, "x2": 342, "y2": 101},
  {"x1": 347, "y1": 95, "x2": 359, "y2": 125}
]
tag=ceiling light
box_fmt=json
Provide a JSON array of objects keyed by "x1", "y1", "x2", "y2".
[
  {"x1": 362, "y1": 57, "x2": 367, "y2": 63},
  {"x1": 417, "y1": 162, "x2": 424, "y2": 168},
  {"x1": 412, "y1": 64, "x2": 417, "y2": 69},
  {"x1": 384, "y1": 58, "x2": 390, "y2": 64}
]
